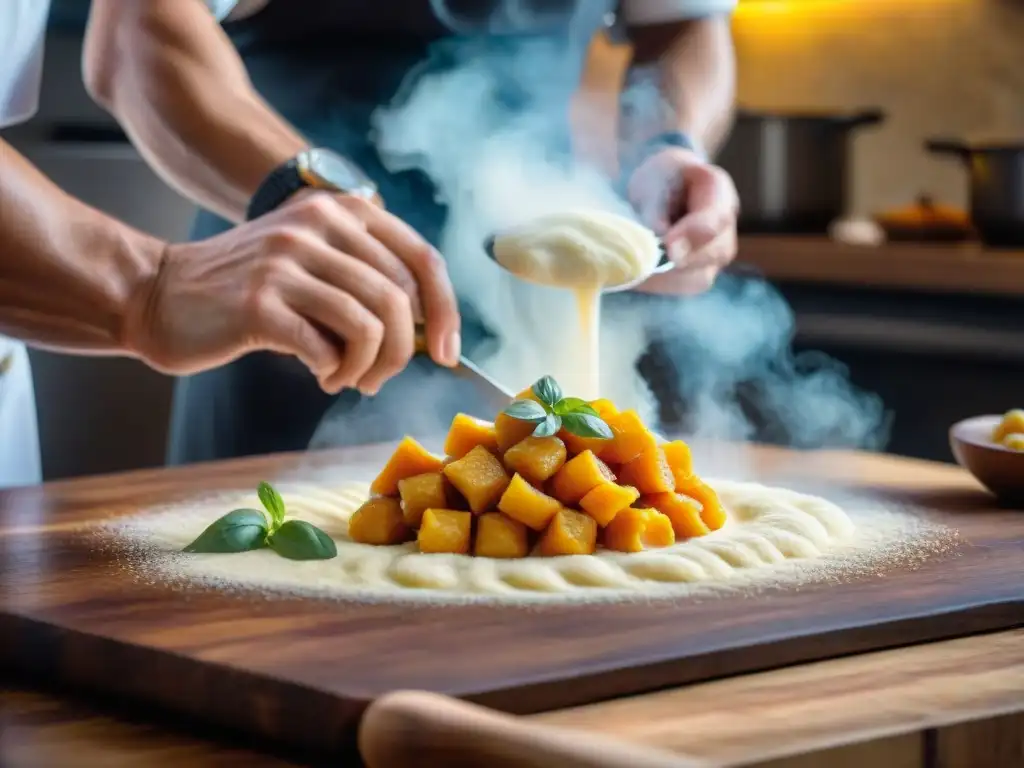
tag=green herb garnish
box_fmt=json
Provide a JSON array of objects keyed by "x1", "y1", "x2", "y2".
[
  {"x1": 501, "y1": 376, "x2": 614, "y2": 440},
  {"x1": 183, "y1": 481, "x2": 337, "y2": 561}
]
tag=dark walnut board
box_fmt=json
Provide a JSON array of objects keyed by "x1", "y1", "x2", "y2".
[{"x1": 2, "y1": 442, "x2": 1022, "y2": 760}]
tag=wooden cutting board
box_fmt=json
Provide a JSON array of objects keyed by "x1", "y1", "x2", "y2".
[{"x1": 2, "y1": 443, "x2": 1022, "y2": 761}]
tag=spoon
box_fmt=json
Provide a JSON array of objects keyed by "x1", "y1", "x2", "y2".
[{"x1": 482, "y1": 234, "x2": 674, "y2": 293}]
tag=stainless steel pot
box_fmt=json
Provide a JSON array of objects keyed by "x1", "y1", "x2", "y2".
[
  {"x1": 716, "y1": 108, "x2": 885, "y2": 234},
  {"x1": 925, "y1": 138, "x2": 1024, "y2": 248}
]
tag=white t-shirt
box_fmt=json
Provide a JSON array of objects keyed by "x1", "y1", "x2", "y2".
[{"x1": 0, "y1": 0, "x2": 51, "y2": 128}]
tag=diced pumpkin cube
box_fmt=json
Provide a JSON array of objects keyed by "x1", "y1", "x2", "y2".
[
  {"x1": 616, "y1": 446, "x2": 675, "y2": 495},
  {"x1": 503, "y1": 436, "x2": 567, "y2": 486},
  {"x1": 473, "y1": 512, "x2": 529, "y2": 558},
  {"x1": 443, "y1": 445, "x2": 511, "y2": 513},
  {"x1": 640, "y1": 492, "x2": 711, "y2": 539},
  {"x1": 589, "y1": 399, "x2": 619, "y2": 419},
  {"x1": 538, "y1": 508, "x2": 598, "y2": 556},
  {"x1": 603, "y1": 507, "x2": 676, "y2": 552},
  {"x1": 662, "y1": 440, "x2": 694, "y2": 488},
  {"x1": 417, "y1": 508, "x2": 472, "y2": 554},
  {"x1": 497, "y1": 473, "x2": 563, "y2": 531},
  {"x1": 579, "y1": 481, "x2": 639, "y2": 527},
  {"x1": 559, "y1": 399, "x2": 618, "y2": 455},
  {"x1": 397, "y1": 472, "x2": 450, "y2": 528},
  {"x1": 994, "y1": 409, "x2": 1024, "y2": 442},
  {"x1": 549, "y1": 450, "x2": 616, "y2": 506},
  {"x1": 443, "y1": 413, "x2": 499, "y2": 459},
  {"x1": 348, "y1": 497, "x2": 412, "y2": 545},
  {"x1": 495, "y1": 387, "x2": 543, "y2": 453},
  {"x1": 677, "y1": 478, "x2": 727, "y2": 531},
  {"x1": 598, "y1": 410, "x2": 658, "y2": 465},
  {"x1": 370, "y1": 437, "x2": 444, "y2": 496}
]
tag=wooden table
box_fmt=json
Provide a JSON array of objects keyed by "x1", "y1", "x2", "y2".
[{"x1": 2, "y1": 446, "x2": 1022, "y2": 767}]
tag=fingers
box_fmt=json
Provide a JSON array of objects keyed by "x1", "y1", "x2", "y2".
[
  {"x1": 276, "y1": 241, "x2": 416, "y2": 395},
  {"x1": 663, "y1": 165, "x2": 739, "y2": 253},
  {"x1": 251, "y1": 291, "x2": 343, "y2": 389},
  {"x1": 361, "y1": 202, "x2": 462, "y2": 368}
]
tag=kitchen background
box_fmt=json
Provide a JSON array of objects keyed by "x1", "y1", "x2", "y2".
[{"x1": 4, "y1": 0, "x2": 1023, "y2": 479}]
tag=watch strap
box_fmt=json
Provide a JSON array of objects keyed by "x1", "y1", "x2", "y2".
[{"x1": 246, "y1": 157, "x2": 308, "y2": 222}]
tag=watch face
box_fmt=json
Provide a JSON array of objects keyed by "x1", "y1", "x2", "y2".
[{"x1": 303, "y1": 149, "x2": 376, "y2": 196}]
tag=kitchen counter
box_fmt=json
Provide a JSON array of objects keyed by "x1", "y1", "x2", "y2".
[
  {"x1": 734, "y1": 236, "x2": 1024, "y2": 298},
  {"x1": 1, "y1": 446, "x2": 1022, "y2": 767},
  {"x1": 4, "y1": 628, "x2": 1022, "y2": 767}
]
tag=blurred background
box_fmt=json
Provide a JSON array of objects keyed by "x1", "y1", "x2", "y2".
[{"x1": 4, "y1": 0, "x2": 1023, "y2": 479}]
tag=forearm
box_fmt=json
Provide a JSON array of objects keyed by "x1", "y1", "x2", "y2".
[
  {"x1": 0, "y1": 140, "x2": 162, "y2": 355},
  {"x1": 620, "y1": 16, "x2": 736, "y2": 159},
  {"x1": 84, "y1": 0, "x2": 306, "y2": 224}
]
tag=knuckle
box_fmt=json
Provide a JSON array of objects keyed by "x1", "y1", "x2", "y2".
[
  {"x1": 352, "y1": 313, "x2": 384, "y2": 349},
  {"x1": 265, "y1": 226, "x2": 308, "y2": 252}
]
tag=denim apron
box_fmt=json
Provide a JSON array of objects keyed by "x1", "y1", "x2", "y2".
[{"x1": 167, "y1": 0, "x2": 616, "y2": 464}]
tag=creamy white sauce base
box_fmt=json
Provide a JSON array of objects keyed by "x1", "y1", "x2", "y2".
[{"x1": 108, "y1": 479, "x2": 856, "y2": 604}]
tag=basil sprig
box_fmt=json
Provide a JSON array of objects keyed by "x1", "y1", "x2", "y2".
[
  {"x1": 183, "y1": 481, "x2": 337, "y2": 561},
  {"x1": 502, "y1": 376, "x2": 613, "y2": 440}
]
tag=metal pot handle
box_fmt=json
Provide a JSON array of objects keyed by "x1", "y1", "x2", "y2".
[
  {"x1": 843, "y1": 109, "x2": 885, "y2": 128},
  {"x1": 925, "y1": 139, "x2": 970, "y2": 158}
]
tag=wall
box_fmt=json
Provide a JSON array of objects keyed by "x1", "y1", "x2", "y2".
[{"x1": 575, "y1": 0, "x2": 1024, "y2": 214}]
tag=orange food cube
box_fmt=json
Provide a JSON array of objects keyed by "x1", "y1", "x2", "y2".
[
  {"x1": 579, "y1": 482, "x2": 639, "y2": 527},
  {"x1": 602, "y1": 507, "x2": 676, "y2": 552},
  {"x1": 549, "y1": 450, "x2": 616, "y2": 506},
  {"x1": 497, "y1": 473, "x2": 563, "y2": 531},
  {"x1": 348, "y1": 497, "x2": 412, "y2": 545},
  {"x1": 558, "y1": 399, "x2": 618, "y2": 455},
  {"x1": 417, "y1": 508, "x2": 472, "y2": 554},
  {"x1": 589, "y1": 399, "x2": 619, "y2": 419},
  {"x1": 597, "y1": 410, "x2": 658, "y2": 465},
  {"x1": 640, "y1": 492, "x2": 711, "y2": 539},
  {"x1": 370, "y1": 437, "x2": 445, "y2": 496},
  {"x1": 503, "y1": 436, "x2": 567, "y2": 486},
  {"x1": 538, "y1": 508, "x2": 598, "y2": 556},
  {"x1": 397, "y1": 472, "x2": 450, "y2": 528},
  {"x1": 662, "y1": 440, "x2": 694, "y2": 488},
  {"x1": 677, "y1": 478, "x2": 727, "y2": 531},
  {"x1": 442, "y1": 445, "x2": 511, "y2": 513},
  {"x1": 473, "y1": 512, "x2": 530, "y2": 558},
  {"x1": 495, "y1": 387, "x2": 543, "y2": 453},
  {"x1": 443, "y1": 413, "x2": 499, "y2": 459},
  {"x1": 616, "y1": 446, "x2": 675, "y2": 495}
]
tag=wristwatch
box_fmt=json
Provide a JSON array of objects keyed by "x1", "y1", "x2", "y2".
[
  {"x1": 618, "y1": 130, "x2": 706, "y2": 191},
  {"x1": 246, "y1": 147, "x2": 380, "y2": 221}
]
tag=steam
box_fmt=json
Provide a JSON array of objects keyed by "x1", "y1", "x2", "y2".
[{"x1": 311, "y1": 12, "x2": 888, "y2": 458}]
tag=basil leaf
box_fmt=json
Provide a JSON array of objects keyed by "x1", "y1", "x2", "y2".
[
  {"x1": 532, "y1": 412, "x2": 562, "y2": 438},
  {"x1": 183, "y1": 509, "x2": 268, "y2": 554},
  {"x1": 269, "y1": 520, "x2": 338, "y2": 561},
  {"x1": 531, "y1": 376, "x2": 563, "y2": 408},
  {"x1": 257, "y1": 481, "x2": 286, "y2": 527},
  {"x1": 561, "y1": 413, "x2": 613, "y2": 439},
  {"x1": 555, "y1": 398, "x2": 599, "y2": 418},
  {"x1": 502, "y1": 399, "x2": 548, "y2": 422}
]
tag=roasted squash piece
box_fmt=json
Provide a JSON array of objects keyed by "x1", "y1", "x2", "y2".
[
  {"x1": 538, "y1": 508, "x2": 598, "y2": 556},
  {"x1": 640, "y1": 492, "x2": 711, "y2": 539},
  {"x1": 443, "y1": 444, "x2": 511, "y2": 513},
  {"x1": 616, "y1": 446, "x2": 675, "y2": 495},
  {"x1": 579, "y1": 481, "x2": 639, "y2": 527},
  {"x1": 495, "y1": 387, "x2": 543, "y2": 453},
  {"x1": 677, "y1": 478, "x2": 727, "y2": 531},
  {"x1": 603, "y1": 507, "x2": 675, "y2": 552},
  {"x1": 474, "y1": 512, "x2": 529, "y2": 558},
  {"x1": 597, "y1": 410, "x2": 658, "y2": 465},
  {"x1": 417, "y1": 508, "x2": 472, "y2": 554},
  {"x1": 503, "y1": 436, "x2": 567, "y2": 486},
  {"x1": 397, "y1": 472, "x2": 449, "y2": 528},
  {"x1": 370, "y1": 437, "x2": 445, "y2": 496},
  {"x1": 348, "y1": 497, "x2": 412, "y2": 545},
  {"x1": 994, "y1": 409, "x2": 1024, "y2": 443},
  {"x1": 443, "y1": 413, "x2": 499, "y2": 459},
  {"x1": 559, "y1": 398, "x2": 617, "y2": 455},
  {"x1": 549, "y1": 450, "x2": 616, "y2": 506},
  {"x1": 497, "y1": 473, "x2": 563, "y2": 531},
  {"x1": 662, "y1": 440, "x2": 694, "y2": 487}
]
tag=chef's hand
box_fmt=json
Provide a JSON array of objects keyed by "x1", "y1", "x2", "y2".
[
  {"x1": 627, "y1": 147, "x2": 739, "y2": 295},
  {"x1": 123, "y1": 191, "x2": 461, "y2": 395}
]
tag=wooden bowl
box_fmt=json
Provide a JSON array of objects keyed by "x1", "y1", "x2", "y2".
[{"x1": 949, "y1": 415, "x2": 1024, "y2": 505}]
